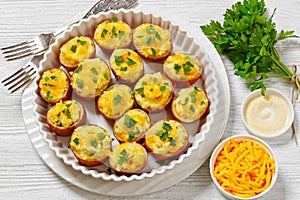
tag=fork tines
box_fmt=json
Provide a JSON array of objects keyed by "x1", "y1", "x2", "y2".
[
  {"x1": 1, "y1": 64, "x2": 37, "y2": 93},
  {"x1": 1, "y1": 40, "x2": 38, "y2": 61}
]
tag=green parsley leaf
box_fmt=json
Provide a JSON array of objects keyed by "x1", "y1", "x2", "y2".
[
  {"x1": 109, "y1": 18, "x2": 118, "y2": 23},
  {"x1": 77, "y1": 39, "x2": 86, "y2": 45},
  {"x1": 189, "y1": 105, "x2": 195, "y2": 112},
  {"x1": 118, "y1": 30, "x2": 125, "y2": 39},
  {"x1": 125, "y1": 58, "x2": 136, "y2": 66},
  {"x1": 73, "y1": 138, "x2": 79, "y2": 145},
  {"x1": 200, "y1": 0, "x2": 300, "y2": 95},
  {"x1": 101, "y1": 29, "x2": 108, "y2": 38},
  {"x1": 46, "y1": 91, "x2": 53, "y2": 100},
  {"x1": 174, "y1": 64, "x2": 181, "y2": 74},
  {"x1": 115, "y1": 55, "x2": 124, "y2": 66},
  {"x1": 162, "y1": 122, "x2": 172, "y2": 131},
  {"x1": 97, "y1": 133, "x2": 106, "y2": 140},
  {"x1": 76, "y1": 78, "x2": 84, "y2": 89},
  {"x1": 118, "y1": 149, "x2": 128, "y2": 165},
  {"x1": 91, "y1": 139, "x2": 98, "y2": 148},
  {"x1": 120, "y1": 67, "x2": 128, "y2": 71},
  {"x1": 146, "y1": 25, "x2": 156, "y2": 34},
  {"x1": 124, "y1": 115, "x2": 137, "y2": 128},
  {"x1": 151, "y1": 48, "x2": 157, "y2": 60},
  {"x1": 104, "y1": 73, "x2": 109, "y2": 80},
  {"x1": 182, "y1": 97, "x2": 189, "y2": 105},
  {"x1": 50, "y1": 76, "x2": 57, "y2": 80},
  {"x1": 155, "y1": 32, "x2": 162, "y2": 40},
  {"x1": 160, "y1": 85, "x2": 166, "y2": 92},
  {"x1": 75, "y1": 64, "x2": 82, "y2": 73},
  {"x1": 146, "y1": 36, "x2": 155, "y2": 45},
  {"x1": 113, "y1": 95, "x2": 122, "y2": 106},
  {"x1": 128, "y1": 131, "x2": 136, "y2": 141},
  {"x1": 92, "y1": 77, "x2": 98, "y2": 84},
  {"x1": 91, "y1": 67, "x2": 98, "y2": 75},
  {"x1": 70, "y1": 45, "x2": 77, "y2": 53}
]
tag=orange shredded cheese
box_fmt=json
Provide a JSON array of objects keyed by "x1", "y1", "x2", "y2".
[{"x1": 213, "y1": 138, "x2": 275, "y2": 198}]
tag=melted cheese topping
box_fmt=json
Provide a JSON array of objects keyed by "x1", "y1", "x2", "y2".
[
  {"x1": 97, "y1": 84, "x2": 134, "y2": 119},
  {"x1": 71, "y1": 58, "x2": 111, "y2": 97},
  {"x1": 172, "y1": 86, "x2": 209, "y2": 123},
  {"x1": 145, "y1": 120, "x2": 188, "y2": 156},
  {"x1": 39, "y1": 68, "x2": 69, "y2": 102},
  {"x1": 134, "y1": 72, "x2": 173, "y2": 111},
  {"x1": 113, "y1": 109, "x2": 151, "y2": 143},
  {"x1": 133, "y1": 23, "x2": 172, "y2": 59},
  {"x1": 94, "y1": 19, "x2": 132, "y2": 49},
  {"x1": 59, "y1": 36, "x2": 95, "y2": 67},
  {"x1": 164, "y1": 51, "x2": 202, "y2": 81},
  {"x1": 70, "y1": 125, "x2": 111, "y2": 162},
  {"x1": 109, "y1": 49, "x2": 144, "y2": 83},
  {"x1": 47, "y1": 100, "x2": 82, "y2": 127},
  {"x1": 109, "y1": 142, "x2": 147, "y2": 173}
]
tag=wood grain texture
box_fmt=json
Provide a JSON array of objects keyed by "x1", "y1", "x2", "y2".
[{"x1": 0, "y1": 0, "x2": 300, "y2": 199}]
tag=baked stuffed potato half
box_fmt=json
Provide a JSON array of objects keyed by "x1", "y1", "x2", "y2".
[
  {"x1": 109, "y1": 48, "x2": 144, "y2": 84},
  {"x1": 163, "y1": 51, "x2": 202, "y2": 87},
  {"x1": 171, "y1": 86, "x2": 209, "y2": 123},
  {"x1": 70, "y1": 124, "x2": 111, "y2": 166},
  {"x1": 109, "y1": 142, "x2": 148, "y2": 175},
  {"x1": 38, "y1": 68, "x2": 71, "y2": 104},
  {"x1": 46, "y1": 100, "x2": 86, "y2": 136},
  {"x1": 133, "y1": 72, "x2": 174, "y2": 113},
  {"x1": 97, "y1": 84, "x2": 134, "y2": 120},
  {"x1": 145, "y1": 119, "x2": 189, "y2": 160},
  {"x1": 113, "y1": 109, "x2": 151, "y2": 143},
  {"x1": 59, "y1": 36, "x2": 95, "y2": 70},
  {"x1": 71, "y1": 58, "x2": 111, "y2": 101},
  {"x1": 94, "y1": 18, "x2": 132, "y2": 50},
  {"x1": 133, "y1": 23, "x2": 172, "y2": 61}
]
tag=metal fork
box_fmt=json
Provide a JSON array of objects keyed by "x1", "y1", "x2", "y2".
[
  {"x1": 1, "y1": 54, "x2": 43, "y2": 93},
  {"x1": 0, "y1": 0, "x2": 138, "y2": 61}
]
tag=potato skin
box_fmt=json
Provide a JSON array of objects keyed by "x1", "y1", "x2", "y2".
[
  {"x1": 46, "y1": 100, "x2": 87, "y2": 136},
  {"x1": 37, "y1": 68, "x2": 71, "y2": 105}
]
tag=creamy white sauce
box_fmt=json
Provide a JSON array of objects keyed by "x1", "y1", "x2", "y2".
[{"x1": 245, "y1": 94, "x2": 288, "y2": 134}]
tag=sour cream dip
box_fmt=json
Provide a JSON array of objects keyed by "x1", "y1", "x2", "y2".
[{"x1": 241, "y1": 88, "x2": 294, "y2": 138}]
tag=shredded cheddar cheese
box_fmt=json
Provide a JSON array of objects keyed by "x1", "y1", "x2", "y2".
[{"x1": 213, "y1": 138, "x2": 275, "y2": 198}]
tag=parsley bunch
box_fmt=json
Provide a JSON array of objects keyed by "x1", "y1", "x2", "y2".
[{"x1": 200, "y1": 0, "x2": 299, "y2": 94}]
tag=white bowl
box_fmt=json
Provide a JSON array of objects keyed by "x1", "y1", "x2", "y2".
[
  {"x1": 241, "y1": 88, "x2": 294, "y2": 139},
  {"x1": 209, "y1": 135, "x2": 278, "y2": 200}
]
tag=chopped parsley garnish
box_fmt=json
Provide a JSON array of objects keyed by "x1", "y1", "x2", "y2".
[
  {"x1": 183, "y1": 64, "x2": 191, "y2": 75},
  {"x1": 189, "y1": 105, "x2": 195, "y2": 112},
  {"x1": 169, "y1": 137, "x2": 176, "y2": 146},
  {"x1": 110, "y1": 26, "x2": 117, "y2": 37},
  {"x1": 98, "y1": 132, "x2": 106, "y2": 141},
  {"x1": 104, "y1": 73, "x2": 109, "y2": 80},
  {"x1": 182, "y1": 97, "x2": 189, "y2": 105},
  {"x1": 162, "y1": 122, "x2": 172, "y2": 131},
  {"x1": 90, "y1": 139, "x2": 98, "y2": 148},
  {"x1": 75, "y1": 64, "x2": 82, "y2": 73},
  {"x1": 146, "y1": 36, "x2": 155, "y2": 45},
  {"x1": 101, "y1": 29, "x2": 108, "y2": 38},
  {"x1": 201, "y1": 100, "x2": 206, "y2": 105},
  {"x1": 91, "y1": 67, "x2": 98, "y2": 75},
  {"x1": 56, "y1": 112, "x2": 61, "y2": 117},
  {"x1": 153, "y1": 78, "x2": 158, "y2": 83},
  {"x1": 92, "y1": 77, "x2": 98, "y2": 84},
  {"x1": 109, "y1": 18, "x2": 118, "y2": 23},
  {"x1": 190, "y1": 91, "x2": 197, "y2": 103},
  {"x1": 160, "y1": 85, "x2": 166, "y2": 92},
  {"x1": 50, "y1": 76, "x2": 57, "y2": 80},
  {"x1": 125, "y1": 58, "x2": 136, "y2": 66},
  {"x1": 70, "y1": 45, "x2": 77, "y2": 53},
  {"x1": 73, "y1": 138, "x2": 79, "y2": 145},
  {"x1": 44, "y1": 76, "x2": 50, "y2": 82},
  {"x1": 46, "y1": 91, "x2": 53, "y2": 100},
  {"x1": 77, "y1": 39, "x2": 86, "y2": 45},
  {"x1": 113, "y1": 95, "x2": 123, "y2": 106},
  {"x1": 135, "y1": 87, "x2": 144, "y2": 94},
  {"x1": 62, "y1": 108, "x2": 72, "y2": 119},
  {"x1": 115, "y1": 55, "x2": 124, "y2": 66},
  {"x1": 118, "y1": 30, "x2": 125, "y2": 39},
  {"x1": 76, "y1": 78, "x2": 84, "y2": 89},
  {"x1": 120, "y1": 67, "x2": 128, "y2": 71},
  {"x1": 146, "y1": 25, "x2": 156, "y2": 34},
  {"x1": 174, "y1": 64, "x2": 181, "y2": 74},
  {"x1": 128, "y1": 131, "x2": 136, "y2": 141},
  {"x1": 124, "y1": 115, "x2": 137, "y2": 128},
  {"x1": 151, "y1": 48, "x2": 157, "y2": 60},
  {"x1": 118, "y1": 149, "x2": 128, "y2": 165},
  {"x1": 66, "y1": 103, "x2": 72, "y2": 107},
  {"x1": 155, "y1": 32, "x2": 162, "y2": 40}
]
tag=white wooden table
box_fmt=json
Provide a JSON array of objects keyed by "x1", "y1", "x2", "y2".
[{"x1": 0, "y1": 0, "x2": 300, "y2": 199}]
